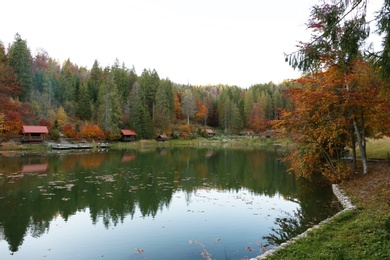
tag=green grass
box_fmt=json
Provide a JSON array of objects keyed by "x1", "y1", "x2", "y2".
[
  {"x1": 364, "y1": 137, "x2": 390, "y2": 159},
  {"x1": 266, "y1": 209, "x2": 390, "y2": 260},
  {"x1": 261, "y1": 140, "x2": 390, "y2": 260}
]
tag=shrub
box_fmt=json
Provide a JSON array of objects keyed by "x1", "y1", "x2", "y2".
[
  {"x1": 62, "y1": 123, "x2": 77, "y2": 138},
  {"x1": 81, "y1": 124, "x2": 104, "y2": 139},
  {"x1": 49, "y1": 128, "x2": 60, "y2": 141}
]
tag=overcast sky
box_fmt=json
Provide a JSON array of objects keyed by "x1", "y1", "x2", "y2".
[{"x1": 1, "y1": 0, "x2": 383, "y2": 88}]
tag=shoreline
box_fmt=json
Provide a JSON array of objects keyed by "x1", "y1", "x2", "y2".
[{"x1": 251, "y1": 184, "x2": 356, "y2": 260}]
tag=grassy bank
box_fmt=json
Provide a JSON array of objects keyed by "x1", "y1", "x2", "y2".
[
  {"x1": 110, "y1": 135, "x2": 287, "y2": 150},
  {"x1": 363, "y1": 136, "x2": 390, "y2": 159},
  {"x1": 262, "y1": 164, "x2": 390, "y2": 259},
  {"x1": 0, "y1": 135, "x2": 289, "y2": 155}
]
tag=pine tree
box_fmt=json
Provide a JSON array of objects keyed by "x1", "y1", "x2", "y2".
[
  {"x1": 97, "y1": 69, "x2": 121, "y2": 135},
  {"x1": 76, "y1": 83, "x2": 92, "y2": 120},
  {"x1": 129, "y1": 83, "x2": 153, "y2": 139},
  {"x1": 88, "y1": 60, "x2": 102, "y2": 104},
  {"x1": 8, "y1": 33, "x2": 32, "y2": 101},
  {"x1": 154, "y1": 79, "x2": 174, "y2": 132}
]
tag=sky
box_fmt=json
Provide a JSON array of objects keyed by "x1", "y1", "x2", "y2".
[{"x1": 1, "y1": 0, "x2": 384, "y2": 88}]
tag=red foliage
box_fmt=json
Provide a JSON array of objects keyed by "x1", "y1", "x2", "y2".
[
  {"x1": 38, "y1": 118, "x2": 51, "y2": 130},
  {"x1": 0, "y1": 62, "x2": 20, "y2": 97},
  {"x1": 62, "y1": 123, "x2": 77, "y2": 138}
]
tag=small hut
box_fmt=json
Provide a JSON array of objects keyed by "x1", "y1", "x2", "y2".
[
  {"x1": 156, "y1": 134, "x2": 168, "y2": 142},
  {"x1": 22, "y1": 126, "x2": 49, "y2": 143},
  {"x1": 121, "y1": 129, "x2": 137, "y2": 142},
  {"x1": 205, "y1": 129, "x2": 215, "y2": 137}
]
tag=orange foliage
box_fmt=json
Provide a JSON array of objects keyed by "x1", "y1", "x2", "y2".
[
  {"x1": 174, "y1": 94, "x2": 182, "y2": 120},
  {"x1": 2, "y1": 98, "x2": 35, "y2": 137},
  {"x1": 274, "y1": 60, "x2": 389, "y2": 180},
  {"x1": 81, "y1": 124, "x2": 104, "y2": 139},
  {"x1": 180, "y1": 124, "x2": 191, "y2": 139},
  {"x1": 196, "y1": 99, "x2": 208, "y2": 122},
  {"x1": 249, "y1": 103, "x2": 267, "y2": 133},
  {"x1": 4, "y1": 110, "x2": 23, "y2": 136}
]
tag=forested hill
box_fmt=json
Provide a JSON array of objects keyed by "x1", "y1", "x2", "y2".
[{"x1": 0, "y1": 33, "x2": 294, "y2": 140}]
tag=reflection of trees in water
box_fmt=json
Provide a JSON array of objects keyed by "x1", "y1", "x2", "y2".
[
  {"x1": 263, "y1": 183, "x2": 342, "y2": 246},
  {"x1": 263, "y1": 209, "x2": 310, "y2": 246},
  {"x1": 0, "y1": 148, "x2": 338, "y2": 253}
]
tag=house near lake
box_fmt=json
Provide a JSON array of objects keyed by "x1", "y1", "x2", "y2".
[
  {"x1": 205, "y1": 129, "x2": 215, "y2": 137},
  {"x1": 121, "y1": 129, "x2": 137, "y2": 142},
  {"x1": 156, "y1": 134, "x2": 168, "y2": 141},
  {"x1": 22, "y1": 125, "x2": 49, "y2": 143}
]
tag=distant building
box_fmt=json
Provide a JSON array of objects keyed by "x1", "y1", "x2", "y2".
[
  {"x1": 156, "y1": 134, "x2": 168, "y2": 141},
  {"x1": 205, "y1": 129, "x2": 215, "y2": 137},
  {"x1": 22, "y1": 126, "x2": 49, "y2": 143},
  {"x1": 121, "y1": 129, "x2": 137, "y2": 142}
]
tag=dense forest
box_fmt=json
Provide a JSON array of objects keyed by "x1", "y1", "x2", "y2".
[{"x1": 0, "y1": 33, "x2": 294, "y2": 140}]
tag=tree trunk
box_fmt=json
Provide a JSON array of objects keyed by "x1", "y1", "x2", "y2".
[
  {"x1": 350, "y1": 134, "x2": 357, "y2": 171},
  {"x1": 353, "y1": 117, "x2": 368, "y2": 174}
]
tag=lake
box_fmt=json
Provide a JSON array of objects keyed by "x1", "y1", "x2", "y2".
[{"x1": 0, "y1": 148, "x2": 340, "y2": 259}]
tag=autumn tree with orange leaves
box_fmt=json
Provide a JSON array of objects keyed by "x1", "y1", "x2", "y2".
[
  {"x1": 279, "y1": 1, "x2": 390, "y2": 179},
  {"x1": 196, "y1": 99, "x2": 208, "y2": 126},
  {"x1": 249, "y1": 103, "x2": 267, "y2": 133},
  {"x1": 81, "y1": 124, "x2": 104, "y2": 139}
]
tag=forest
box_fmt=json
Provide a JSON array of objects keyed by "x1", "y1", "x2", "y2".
[
  {"x1": 0, "y1": 33, "x2": 294, "y2": 141},
  {"x1": 1, "y1": 1, "x2": 390, "y2": 181}
]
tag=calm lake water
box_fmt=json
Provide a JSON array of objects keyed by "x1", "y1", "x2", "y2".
[{"x1": 0, "y1": 148, "x2": 340, "y2": 259}]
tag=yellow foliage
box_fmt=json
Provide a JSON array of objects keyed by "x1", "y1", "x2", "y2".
[{"x1": 56, "y1": 106, "x2": 68, "y2": 128}]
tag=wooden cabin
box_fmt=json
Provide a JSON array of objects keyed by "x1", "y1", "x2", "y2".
[
  {"x1": 22, "y1": 126, "x2": 49, "y2": 143},
  {"x1": 205, "y1": 129, "x2": 215, "y2": 137},
  {"x1": 121, "y1": 129, "x2": 137, "y2": 142},
  {"x1": 156, "y1": 134, "x2": 168, "y2": 141}
]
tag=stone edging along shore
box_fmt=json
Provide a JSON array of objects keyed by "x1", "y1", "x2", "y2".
[{"x1": 251, "y1": 184, "x2": 356, "y2": 260}]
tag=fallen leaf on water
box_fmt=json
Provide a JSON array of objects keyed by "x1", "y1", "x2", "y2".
[{"x1": 135, "y1": 248, "x2": 144, "y2": 254}]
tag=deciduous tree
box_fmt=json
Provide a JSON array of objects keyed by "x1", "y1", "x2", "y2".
[
  {"x1": 282, "y1": 1, "x2": 382, "y2": 176},
  {"x1": 181, "y1": 89, "x2": 196, "y2": 125}
]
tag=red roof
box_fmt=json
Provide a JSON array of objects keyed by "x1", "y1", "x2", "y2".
[
  {"x1": 22, "y1": 126, "x2": 49, "y2": 134},
  {"x1": 205, "y1": 129, "x2": 214, "y2": 134},
  {"x1": 121, "y1": 129, "x2": 137, "y2": 136}
]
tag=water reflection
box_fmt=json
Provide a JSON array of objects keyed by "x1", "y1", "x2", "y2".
[{"x1": 0, "y1": 148, "x2": 339, "y2": 258}]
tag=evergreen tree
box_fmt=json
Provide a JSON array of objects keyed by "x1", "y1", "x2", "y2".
[
  {"x1": 129, "y1": 83, "x2": 153, "y2": 139},
  {"x1": 58, "y1": 59, "x2": 75, "y2": 102},
  {"x1": 243, "y1": 88, "x2": 255, "y2": 127},
  {"x1": 8, "y1": 33, "x2": 32, "y2": 101},
  {"x1": 76, "y1": 83, "x2": 92, "y2": 120},
  {"x1": 154, "y1": 79, "x2": 174, "y2": 132},
  {"x1": 138, "y1": 68, "x2": 160, "y2": 119},
  {"x1": 376, "y1": 0, "x2": 390, "y2": 80},
  {"x1": 88, "y1": 60, "x2": 102, "y2": 104},
  {"x1": 97, "y1": 68, "x2": 121, "y2": 135},
  {"x1": 111, "y1": 59, "x2": 130, "y2": 104}
]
